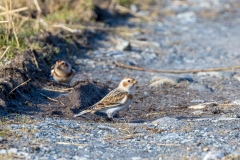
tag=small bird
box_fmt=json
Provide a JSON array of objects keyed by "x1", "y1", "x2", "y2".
[
  {"x1": 74, "y1": 77, "x2": 138, "y2": 119},
  {"x1": 51, "y1": 60, "x2": 76, "y2": 84}
]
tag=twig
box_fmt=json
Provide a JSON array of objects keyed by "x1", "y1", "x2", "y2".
[
  {"x1": 40, "y1": 93, "x2": 64, "y2": 105},
  {"x1": 114, "y1": 62, "x2": 240, "y2": 74},
  {"x1": 40, "y1": 93, "x2": 58, "y2": 102},
  {"x1": 52, "y1": 24, "x2": 79, "y2": 33},
  {"x1": 33, "y1": 0, "x2": 42, "y2": 14},
  {"x1": 131, "y1": 40, "x2": 160, "y2": 48},
  {"x1": 9, "y1": 79, "x2": 31, "y2": 94},
  {"x1": 69, "y1": 24, "x2": 152, "y2": 34},
  {"x1": 43, "y1": 87, "x2": 74, "y2": 92},
  {"x1": 0, "y1": 21, "x2": 8, "y2": 23},
  {"x1": 115, "y1": 4, "x2": 152, "y2": 21},
  {"x1": 133, "y1": 140, "x2": 180, "y2": 146},
  {"x1": 30, "y1": 49, "x2": 39, "y2": 68},
  {"x1": 0, "y1": 5, "x2": 33, "y2": 20},
  {"x1": 11, "y1": 20, "x2": 19, "y2": 47},
  {"x1": 217, "y1": 103, "x2": 240, "y2": 107},
  {"x1": 0, "y1": 46, "x2": 10, "y2": 60},
  {"x1": 0, "y1": 7, "x2": 28, "y2": 16}
]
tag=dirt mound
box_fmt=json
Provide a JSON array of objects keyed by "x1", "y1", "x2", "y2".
[{"x1": 0, "y1": 45, "x2": 110, "y2": 120}]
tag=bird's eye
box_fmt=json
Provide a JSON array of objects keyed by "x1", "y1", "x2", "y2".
[{"x1": 128, "y1": 80, "x2": 130, "y2": 82}]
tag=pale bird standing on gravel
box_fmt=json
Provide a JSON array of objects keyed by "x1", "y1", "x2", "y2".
[
  {"x1": 74, "y1": 77, "x2": 138, "y2": 119},
  {"x1": 51, "y1": 60, "x2": 76, "y2": 84}
]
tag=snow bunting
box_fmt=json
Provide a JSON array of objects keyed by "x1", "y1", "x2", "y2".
[
  {"x1": 74, "y1": 77, "x2": 138, "y2": 119},
  {"x1": 51, "y1": 60, "x2": 76, "y2": 84}
]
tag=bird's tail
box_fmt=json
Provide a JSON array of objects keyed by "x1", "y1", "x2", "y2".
[{"x1": 74, "y1": 110, "x2": 92, "y2": 117}]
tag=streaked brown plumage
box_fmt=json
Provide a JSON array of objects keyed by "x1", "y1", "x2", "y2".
[{"x1": 74, "y1": 77, "x2": 137, "y2": 119}]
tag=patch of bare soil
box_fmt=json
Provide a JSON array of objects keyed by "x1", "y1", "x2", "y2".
[
  {"x1": 1, "y1": 29, "x2": 239, "y2": 122},
  {"x1": 0, "y1": 30, "x2": 109, "y2": 120}
]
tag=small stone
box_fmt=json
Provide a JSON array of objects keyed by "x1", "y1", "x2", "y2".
[
  {"x1": 116, "y1": 38, "x2": 131, "y2": 51},
  {"x1": 151, "y1": 117, "x2": 178, "y2": 126},
  {"x1": 204, "y1": 147, "x2": 209, "y2": 152},
  {"x1": 131, "y1": 157, "x2": 142, "y2": 160},
  {"x1": 189, "y1": 104, "x2": 206, "y2": 109},
  {"x1": 190, "y1": 99, "x2": 205, "y2": 103},
  {"x1": 0, "y1": 149, "x2": 7, "y2": 154},
  {"x1": 73, "y1": 156, "x2": 88, "y2": 160},
  {"x1": 8, "y1": 148, "x2": 18, "y2": 154},
  {"x1": 177, "y1": 12, "x2": 197, "y2": 24},
  {"x1": 130, "y1": 4, "x2": 138, "y2": 12},
  {"x1": 203, "y1": 150, "x2": 225, "y2": 160},
  {"x1": 232, "y1": 100, "x2": 240, "y2": 105},
  {"x1": 149, "y1": 76, "x2": 177, "y2": 87},
  {"x1": 97, "y1": 125, "x2": 118, "y2": 133},
  {"x1": 188, "y1": 83, "x2": 213, "y2": 92},
  {"x1": 143, "y1": 92, "x2": 149, "y2": 97},
  {"x1": 192, "y1": 110, "x2": 204, "y2": 115}
]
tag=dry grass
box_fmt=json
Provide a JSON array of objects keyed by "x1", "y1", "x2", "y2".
[{"x1": 0, "y1": 0, "x2": 155, "y2": 60}]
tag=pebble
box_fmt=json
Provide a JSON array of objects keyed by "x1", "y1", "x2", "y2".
[
  {"x1": 188, "y1": 83, "x2": 213, "y2": 92},
  {"x1": 177, "y1": 12, "x2": 197, "y2": 24},
  {"x1": 8, "y1": 148, "x2": 18, "y2": 154},
  {"x1": 131, "y1": 157, "x2": 142, "y2": 160},
  {"x1": 192, "y1": 110, "x2": 204, "y2": 115},
  {"x1": 116, "y1": 38, "x2": 131, "y2": 51},
  {"x1": 130, "y1": 4, "x2": 138, "y2": 12},
  {"x1": 149, "y1": 76, "x2": 177, "y2": 87},
  {"x1": 0, "y1": 149, "x2": 7, "y2": 154},
  {"x1": 203, "y1": 150, "x2": 225, "y2": 160}
]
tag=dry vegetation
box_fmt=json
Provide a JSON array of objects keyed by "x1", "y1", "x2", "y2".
[{"x1": 0, "y1": 0, "x2": 155, "y2": 60}]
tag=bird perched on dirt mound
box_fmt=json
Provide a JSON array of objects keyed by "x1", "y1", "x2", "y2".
[
  {"x1": 74, "y1": 77, "x2": 138, "y2": 119},
  {"x1": 51, "y1": 60, "x2": 76, "y2": 84}
]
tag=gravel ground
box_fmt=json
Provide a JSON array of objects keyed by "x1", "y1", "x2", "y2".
[
  {"x1": 1, "y1": 117, "x2": 240, "y2": 159},
  {"x1": 1, "y1": 0, "x2": 240, "y2": 159}
]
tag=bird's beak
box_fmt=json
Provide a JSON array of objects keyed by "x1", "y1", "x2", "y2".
[{"x1": 133, "y1": 80, "x2": 138, "y2": 84}]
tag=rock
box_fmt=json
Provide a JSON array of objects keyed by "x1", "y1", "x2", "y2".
[
  {"x1": 73, "y1": 156, "x2": 89, "y2": 160},
  {"x1": 234, "y1": 75, "x2": 240, "y2": 82},
  {"x1": 149, "y1": 76, "x2": 177, "y2": 87},
  {"x1": 130, "y1": 4, "x2": 138, "y2": 12},
  {"x1": 188, "y1": 83, "x2": 213, "y2": 92},
  {"x1": 8, "y1": 148, "x2": 18, "y2": 154},
  {"x1": 149, "y1": 75, "x2": 193, "y2": 87},
  {"x1": 203, "y1": 150, "x2": 225, "y2": 160},
  {"x1": 197, "y1": 72, "x2": 234, "y2": 79},
  {"x1": 105, "y1": 50, "x2": 124, "y2": 57},
  {"x1": 177, "y1": 12, "x2": 197, "y2": 24},
  {"x1": 190, "y1": 99, "x2": 205, "y2": 103},
  {"x1": 131, "y1": 157, "x2": 142, "y2": 160},
  {"x1": 189, "y1": 104, "x2": 207, "y2": 109},
  {"x1": 97, "y1": 125, "x2": 119, "y2": 133},
  {"x1": 137, "y1": 11, "x2": 150, "y2": 16},
  {"x1": 192, "y1": 110, "x2": 204, "y2": 115},
  {"x1": 151, "y1": 117, "x2": 178, "y2": 126},
  {"x1": 116, "y1": 38, "x2": 131, "y2": 51},
  {"x1": 232, "y1": 100, "x2": 240, "y2": 105},
  {"x1": 0, "y1": 149, "x2": 7, "y2": 154}
]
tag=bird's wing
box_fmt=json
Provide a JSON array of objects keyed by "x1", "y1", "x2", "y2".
[{"x1": 92, "y1": 90, "x2": 129, "y2": 110}]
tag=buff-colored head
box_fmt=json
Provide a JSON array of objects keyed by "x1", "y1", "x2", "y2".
[
  {"x1": 55, "y1": 60, "x2": 72, "y2": 73},
  {"x1": 118, "y1": 77, "x2": 137, "y2": 92}
]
